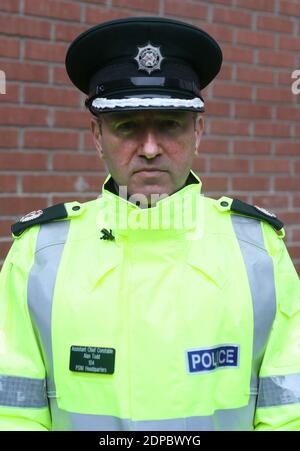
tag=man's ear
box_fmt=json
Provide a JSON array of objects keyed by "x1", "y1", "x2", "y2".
[
  {"x1": 90, "y1": 117, "x2": 104, "y2": 158},
  {"x1": 194, "y1": 114, "x2": 204, "y2": 155}
]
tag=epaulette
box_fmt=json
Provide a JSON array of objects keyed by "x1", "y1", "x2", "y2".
[
  {"x1": 11, "y1": 202, "x2": 82, "y2": 237},
  {"x1": 215, "y1": 196, "x2": 284, "y2": 234}
]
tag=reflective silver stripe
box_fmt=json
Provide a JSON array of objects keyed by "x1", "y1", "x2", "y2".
[
  {"x1": 257, "y1": 374, "x2": 300, "y2": 408},
  {"x1": 213, "y1": 394, "x2": 257, "y2": 431},
  {"x1": 28, "y1": 221, "x2": 70, "y2": 396},
  {"x1": 231, "y1": 215, "x2": 276, "y2": 392},
  {"x1": 0, "y1": 375, "x2": 47, "y2": 408},
  {"x1": 51, "y1": 404, "x2": 255, "y2": 431},
  {"x1": 67, "y1": 412, "x2": 214, "y2": 431}
]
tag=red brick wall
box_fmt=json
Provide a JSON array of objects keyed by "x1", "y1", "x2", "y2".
[{"x1": 0, "y1": 0, "x2": 299, "y2": 273}]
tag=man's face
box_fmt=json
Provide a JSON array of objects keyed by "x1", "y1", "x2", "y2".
[{"x1": 91, "y1": 109, "x2": 204, "y2": 205}]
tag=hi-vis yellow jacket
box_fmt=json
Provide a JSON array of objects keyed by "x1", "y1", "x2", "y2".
[{"x1": 0, "y1": 170, "x2": 299, "y2": 431}]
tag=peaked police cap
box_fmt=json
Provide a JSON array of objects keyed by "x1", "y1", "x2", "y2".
[{"x1": 65, "y1": 17, "x2": 222, "y2": 114}]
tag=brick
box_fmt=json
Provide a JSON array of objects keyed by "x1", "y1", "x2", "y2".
[
  {"x1": 25, "y1": 86, "x2": 81, "y2": 107},
  {"x1": 55, "y1": 23, "x2": 87, "y2": 43},
  {"x1": 275, "y1": 177, "x2": 300, "y2": 191},
  {"x1": 278, "y1": 71, "x2": 295, "y2": 86},
  {"x1": 295, "y1": 263, "x2": 300, "y2": 276},
  {"x1": 256, "y1": 15, "x2": 294, "y2": 33},
  {"x1": 112, "y1": 0, "x2": 159, "y2": 13},
  {"x1": 192, "y1": 157, "x2": 206, "y2": 172},
  {"x1": 253, "y1": 159, "x2": 290, "y2": 173},
  {"x1": 0, "y1": 241, "x2": 11, "y2": 260},
  {"x1": 255, "y1": 123, "x2": 290, "y2": 138},
  {"x1": 222, "y1": 45, "x2": 253, "y2": 63},
  {"x1": 280, "y1": 215, "x2": 300, "y2": 229},
  {"x1": 53, "y1": 153, "x2": 103, "y2": 171},
  {"x1": 276, "y1": 142, "x2": 300, "y2": 156},
  {"x1": 0, "y1": 220, "x2": 12, "y2": 236},
  {"x1": 84, "y1": 132, "x2": 95, "y2": 151},
  {"x1": 295, "y1": 127, "x2": 300, "y2": 139},
  {"x1": 233, "y1": 140, "x2": 272, "y2": 155},
  {"x1": 1, "y1": 83, "x2": 20, "y2": 103},
  {"x1": 237, "y1": 67, "x2": 274, "y2": 84},
  {"x1": 280, "y1": 36, "x2": 300, "y2": 53},
  {"x1": 53, "y1": 66, "x2": 72, "y2": 86},
  {"x1": 164, "y1": 0, "x2": 208, "y2": 20},
  {"x1": 197, "y1": 23, "x2": 233, "y2": 43},
  {"x1": 24, "y1": 131, "x2": 79, "y2": 150},
  {"x1": 85, "y1": 6, "x2": 130, "y2": 25},
  {"x1": 0, "y1": 61, "x2": 48, "y2": 83},
  {"x1": 232, "y1": 176, "x2": 269, "y2": 191},
  {"x1": 292, "y1": 229, "x2": 300, "y2": 242},
  {"x1": 236, "y1": 30, "x2": 274, "y2": 48},
  {"x1": 210, "y1": 158, "x2": 249, "y2": 173},
  {"x1": 211, "y1": 120, "x2": 249, "y2": 136},
  {"x1": 0, "y1": 107, "x2": 48, "y2": 126},
  {"x1": 0, "y1": 37, "x2": 20, "y2": 58},
  {"x1": 256, "y1": 87, "x2": 293, "y2": 103},
  {"x1": 51, "y1": 194, "x2": 99, "y2": 206},
  {"x1": 280, "y1": 1, "x2": 300, "y2": 17},
  {"x1": 277, "y1": 107, "x2": 300, "y2": 121},
  {"x1": 288, "y1": 245, "x2": 300, "y2": 260},
  {"x1": 259, "y1": 50, "x2": 294, "y2": 68},
  {"x1": 25, "y1": 0, "x2": 81, "y2": 21},
  {"x1": 205, "y1": 101, "x2": 230, "y2": 117},
  {"x1": 235, "y1": 0, "x2": 274, "y2": 12},
  {"x1": 22, "y1": 175, "x2": 102, "y2": 193},
  {"x1": 295, "y1": 161, "x2": 300, "y2": 173},
  {"x1": 0, "y1": 129, "x2": 18, "y2": 148},
  {"x1": 25, "y1": 41, "x2": 67, "y2": 63},
  {"x1": 213, "y1": 7, "x2": 251, "y2": 27},
  {"x1": 54, "y1": 110, "x2": 90, "y2": 129},
  {"x1": 201, "y1": 139, "x2": 229, "y2": 154},
  {"x1": 216, "y1": 64, "x2": 232, "y2": 81},
  {"x1": 252, "y1": 194, "x2": 289, "y2": 209},
  {"x1": 235, "y1": 104, "x2": 272, "y2": 119},
  {"x1": 213, "y1": 83, "x2": 252, "y2": 100},
  {"x1": 0, "y1": 0, "x2": 19, "y2": 13},
  {"x1": 0, "y1": 152, "x2": 48, "y2": 170},
  {"x1": 201, "y1": 176, "x2": 228, "y2": 192},
  {"x1": 294, "y1": 196, "x2": 300, "y2": 208},
  {"x1": 0, "y1": 196, "x2": 48, "y2": 216},
  {"x1": 0, "y1": 14, "x2": 50, "y2": 39},
  {"x1": 0, "y1": 175, "x2": 16, "y2": 192}
]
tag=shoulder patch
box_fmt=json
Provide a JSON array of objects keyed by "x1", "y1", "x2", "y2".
[
  {"x1": 230, "y1": 199, "x2": 284, "y2": 231},
  {"x1": 11, "y1": 203, "x2": 68, "y2": 237}
]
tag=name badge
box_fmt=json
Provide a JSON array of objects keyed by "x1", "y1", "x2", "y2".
[
  {"x1": 69, "y1": 345, "x2": 115, "y2": 374},
  {"x1": 186, "y1": 345, "x2": 239, "y2": 374}
]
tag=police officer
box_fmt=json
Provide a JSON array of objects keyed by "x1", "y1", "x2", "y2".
[{"x1": 0, "y1": 17, "x2": 299, "y2": 431}]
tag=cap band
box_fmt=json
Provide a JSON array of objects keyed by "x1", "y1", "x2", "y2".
[{"x1": 91, "y1": 97, "x2": 204, "y2": 111}]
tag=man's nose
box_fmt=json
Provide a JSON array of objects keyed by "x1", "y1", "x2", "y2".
[{"x1": 139, "y1": 130, "x2": 162, "y2": 159}]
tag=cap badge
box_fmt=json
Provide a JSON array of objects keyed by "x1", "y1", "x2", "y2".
[
  {"x1": 134, "y1": 42, "x2": 164, "y2": 74},
  {"x1": 254, "y1": 205, "x2": 277, "y2": 218},
  {"x1": 20, "y1": 209, "x2": 43, "y2": 223}
]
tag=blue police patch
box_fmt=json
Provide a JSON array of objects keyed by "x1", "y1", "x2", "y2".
[{"x1": 186, "y1": 345, "x2": 239, "y2": 374}]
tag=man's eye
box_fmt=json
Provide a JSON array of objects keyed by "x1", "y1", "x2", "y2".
[
  {"x1": 116, "y1": 121, "x2": 138, "y2": 132},
  {"x1": 159, "y1": 120, "x2": 181, "y2": 129}
]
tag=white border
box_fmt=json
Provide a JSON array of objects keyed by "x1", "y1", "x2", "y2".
[{"x1": 91, "y1": 97, "x2": 204, "y2": 110}]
